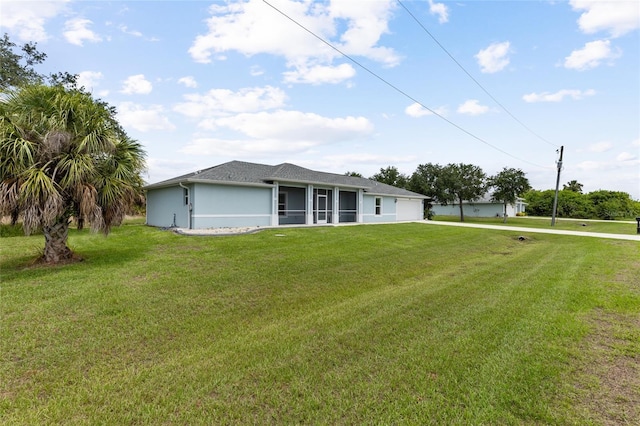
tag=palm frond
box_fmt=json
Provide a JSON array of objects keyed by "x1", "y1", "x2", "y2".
[
  {"x1": 0, "y1": 178, "x2": 21, "y2": 216},
  {"x1": 19, "y1": 167, "x2": 64, "y2": 227},
  {"x1": 57, "y1": 152, "x2": 95, "y2": 189}
]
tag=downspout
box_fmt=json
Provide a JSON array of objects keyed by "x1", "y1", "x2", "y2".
[{"x1": 178, "y1": 182, "x2": 192, "y2": 229}]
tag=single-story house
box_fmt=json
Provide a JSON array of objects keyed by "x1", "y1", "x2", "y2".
[
  {"x1": 144, "y1": 161, "x2": 429, "y2": 229},
  {"x1": 430, "y1": 195, "x2": 527, "y2": 218}
]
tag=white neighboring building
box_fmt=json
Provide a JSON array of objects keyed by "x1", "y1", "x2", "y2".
[{"x1": 431, "y1": 196, "x2": 527, "y2": 218}]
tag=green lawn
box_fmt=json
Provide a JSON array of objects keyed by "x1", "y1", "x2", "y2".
[
  {"x1": 2, "y1": 220, "x2": 639, "y2": 424},
  {"x1": 433, "y1": 215, "x2": 639, "y2": 235}
]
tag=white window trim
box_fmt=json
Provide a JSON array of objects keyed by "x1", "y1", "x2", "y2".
[{"x1": 375, "y1": 196, "x2": 382, "y2": 216}]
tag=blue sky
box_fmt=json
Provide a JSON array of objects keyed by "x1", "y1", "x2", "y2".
[{"x1": 2, "y1": 0, "x2": 639, "y2": 199}]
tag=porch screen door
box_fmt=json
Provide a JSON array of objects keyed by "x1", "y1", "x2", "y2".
[{"x1": 317, "y1": 193, "x2": 327, "y2": 224}]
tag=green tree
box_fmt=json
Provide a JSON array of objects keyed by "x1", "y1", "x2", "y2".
[
  {"x1": 0, "y1": 85, "x2": 146, "y2": 263},
  {"x1": 557, "y1": 190, "x2": 591, "y2": 218},
  {"x1": 370, "y1": 166, "x2": 408, "y2": 188},
  {"x1": 587, "y1": 190, "x2": 637, "y2": 220},
  {"x1": 0, "y1": 33, "x2": 46, "y2": 89},
  {"x1": 410, "y1": 163, "x2": 486, "y2": 221},
  {"x1": 563, "y1": 180, "x2": 583, "y2": 193},
  {"x1": 523, "y1": 189, "x2": 553, "y2": 217},
  {"x1": 408, "y1": 163, "x2": 442, "y2": 198},
  {"x1": 488, "y1": 167, "x2": 531, "y2": 223},
  {"x1": 0, "y1": 33, "x2": 77, "y2": 90},
  {"x1": 442, "y1": 163, "x2": 486, "y2": 222},
  {"x1": 408, "y1": 163, "x2": 445, "y2": 219},
  {"x1": 344, "y1": 171, "x2": 363, "y2": 177}
]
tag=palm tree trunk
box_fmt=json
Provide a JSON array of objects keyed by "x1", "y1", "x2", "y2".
[
  {"x1": 10, "y1": 208, "x2": 19, "y2": 226},
  {"x1": 43, "y1": 220, "x2": 73, "y2": 263}
]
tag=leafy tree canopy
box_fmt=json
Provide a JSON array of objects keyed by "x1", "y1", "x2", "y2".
[
  {"x1": 410, "y1": 163, "x2": 485, "y2": 221},
  {"x1": 523, "y1": 188, "x2": 639, "y2": 220},
  {"x1": 0, "y1": 84, "x2": 146, "y2": 263},
  {"x1": 344, "y1": 171, "x2": 363, "y2": 178},
  {"x1": 441, "y1": 163, "x2": 486, "y2": 221},
  {"x1": 370, "y1": 166, "x2": 408, "y2": 188},
  {"x1": 0, "y1": 33, "x2": 77, "y2": 90},
  {"x1": 488, "y1": 167, "x2": 531, "y2": 222}
]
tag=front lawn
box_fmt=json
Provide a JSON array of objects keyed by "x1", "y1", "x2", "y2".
[{"x1": 2, "y1": 221, "x2": 639, "y2": 424}]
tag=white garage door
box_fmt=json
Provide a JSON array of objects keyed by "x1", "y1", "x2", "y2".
[{"x1": 396, "y1": 199, "x2": 423, "y2": 221}]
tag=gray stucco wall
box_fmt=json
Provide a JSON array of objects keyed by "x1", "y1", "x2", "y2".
[
  {"x1": 191, "y1": 183, "x2": 273, "y2": 228},
  {"x1": 362, "y1": 195, "x2": 396, "y2": 223},
  {"x1": 146, "y1": 186, "x2": 189, "y2": 228}
]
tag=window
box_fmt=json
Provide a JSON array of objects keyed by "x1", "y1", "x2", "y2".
[
  {"x1": 278, "y1": 192, "x2": 287, "y2": 216},
  {"x1": 183, "y1": 188, "x2": 189, "y2": 205},
  {"x1": 375, "y1": 197, "x2": 382, "y2": 215}
]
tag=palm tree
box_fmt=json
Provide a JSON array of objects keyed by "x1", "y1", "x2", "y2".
[
  {"x1": 0, "y1": 84, "x2": 146, "y2": 263},
  {"x1": 563, "y1": 180, "x2": 583, "y2": 193}
]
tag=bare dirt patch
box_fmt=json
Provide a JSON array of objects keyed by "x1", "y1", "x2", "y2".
[{"x1": 569, "y1": 310, "x2": 640, "y2": 425}]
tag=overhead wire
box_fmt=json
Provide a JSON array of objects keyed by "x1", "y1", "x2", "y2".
[
  {"x1": 397, "y1": 0, "x2": 558, "y2": 149},
  {"x1": 262, "y1": 0, "x2": 549, "y2": 169}
]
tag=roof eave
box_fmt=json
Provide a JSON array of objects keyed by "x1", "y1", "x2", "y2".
[
  {"x1": 144, "y1": 178, "x2": 275, "y2": 190},
  {"x1": 271, "y1": 177, "x2": 366, "y2": 190}
]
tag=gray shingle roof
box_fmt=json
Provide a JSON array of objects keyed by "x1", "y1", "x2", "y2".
[{"x1": 145, "y1": 161, "x2": 427, "y2": 199}]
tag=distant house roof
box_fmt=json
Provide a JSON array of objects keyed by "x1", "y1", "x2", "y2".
[{"x1": 145, "y1": 160, "x2": 428, "y2": 199}]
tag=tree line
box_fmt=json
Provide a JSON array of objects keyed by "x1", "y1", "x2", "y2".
[
  {"x1": 361, "y1": 165, "x2": 639, "y2": 221},
  {"x1": 524, "y1": 187, "x2": 639, "y2": 220},
  {"x1": 355, "y1": 164, "x2": 530, "y2": 223}
]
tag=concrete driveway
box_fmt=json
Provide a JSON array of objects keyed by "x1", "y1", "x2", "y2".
[{"x1": 421, "y1": 220, "x2": 640, "y2": 241}]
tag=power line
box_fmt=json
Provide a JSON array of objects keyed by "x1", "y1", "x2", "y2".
[
  {"x1": 262, "y1": 0, "x2": 549, "y2": 169},
  {"x1": 397, "y1": 0, "x2": 558, "y2": 149}
]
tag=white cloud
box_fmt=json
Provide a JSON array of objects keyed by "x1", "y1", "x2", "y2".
[
  {"x1": 213, "y1": 110, "x2": 373, "y2": 141},
  {"x1": 575, "y1": 160, "x2": 601, "y2": 171},
  {"x1": 63, "y1": 18, "x2": 102, "y2": 46},
  {"x1": 120, "y1": 74, "x2": 153, "y2": 95},
  {"x1": 250, "y1": 66, "x2": 265, "y2": 76},
  {"x1": 405, "y1": 103, "x2": 431, "y2": 118},
  {"x1": 588, "y1": 141, "x2": 613, "y2": 153},
  {"x1": 181, "y1": 110, "x2": 373, "y2": 157},
  {"x1": 632, "y1": 138, "x2": 640, "y2": 147},
  {"x1": 457, "y1": 99, "x2": 489, "y2": 115},
  {"x1": 428, "y1": 0, "x2": 449, "y2": 24},
  {"x1": 76, "y1": 71, "x2": 106, "y2": 94},
  {"x1": 188, "y1": 0, "x2": 399, "y2": 84},
  {"x1": 178, "y1": 76, "x2": 198, "y2": 88},
  {"x1": 117, "y1": 102, "x2": 175, "y2": 132},
  {"x1": 322, "y1": 153, "x2": 417, "y2": 169},
  {"x1": 404, "y1": 102, "x2": 447, "y2": 118},
  {"x1": 119, "y1": 25, "x2": 143, "y2": 37},
  {"x1": 174, "y1": 86, "x2": 287, "y2": 118},
  {"x1": 564, "y1": 39, "x2": 621, "y2": 70},
  {"x1": 0, "y1": 0, "x2": 68, "y2": 42},
  {"x1": 282, "y1": 63, "x2": 356, "y2": 84},
  {"x1": 475, "y1": 41, "x2": 511, "y2": 73},
  {"x1": 616, "y1": 151, "x2": 637, "y2": 162},
  {"x1": 522, "y1": 89, "x2": 596, "y2": 103},
  {"x1": 181, "y1": 137, "x2": 317, "y2": 157},
  {"x1": 570, "y1": 0, "x2": 640, "y2": 38}
]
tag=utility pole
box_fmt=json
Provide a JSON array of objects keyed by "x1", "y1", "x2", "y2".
[{"x1": 551, "y1": 145, "x2": 564, "y2": 226}]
